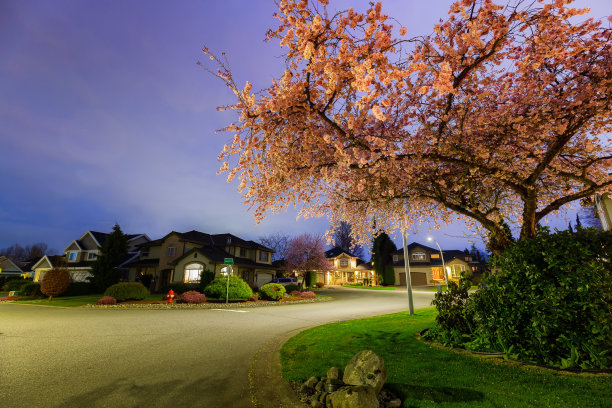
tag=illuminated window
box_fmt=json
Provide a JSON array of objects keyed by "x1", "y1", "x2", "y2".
[
  {"x1": 432, "y1": 267, "x2": 444, "y2": 280},
  {"x1": 184, "y1": 263, "x2": 203, "y2": 283},
  {"x1": 68, "y1": 252, "x2": 78, "y2": 261},
  {"x1": 412, "y1": 252, "x2": 426, "y2": 261}
]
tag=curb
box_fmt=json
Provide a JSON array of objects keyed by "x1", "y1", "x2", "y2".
[{"x1": 250, "y1": 328, "x2": 310, "y2": 408}]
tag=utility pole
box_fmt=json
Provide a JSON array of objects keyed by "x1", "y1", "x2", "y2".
[{"x1": 402, "y1": 230, "x2": 415, "y2": 315}]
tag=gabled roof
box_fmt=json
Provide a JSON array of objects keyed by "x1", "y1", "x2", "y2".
[
  {"x1": 0, "y1": 256, "x2": 23, "y2": 273},
  {"x1": 168, "y1": 246, "x2": 275, "y2": 269},
  {"x1": 31, "y1": 255, "x2": 65, "y2": 270},
  {"x1": 137, "y1": 230, "x2": 273, "y2": 252},
  {"x1": 325, "y1": 246, "x2": 357, "y2": 258},
  {"x1": 63, "y1": 240, "x2": 83, "y2": 253},
  {"x1": 392, "y1": 242, "x2": 439, "y2": 255}
]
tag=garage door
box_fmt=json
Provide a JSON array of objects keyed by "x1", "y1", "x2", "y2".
[
  {"x1": 399, "y1": 272, "x2": 427, "y2": 286},
  {"x1": 257, "y1": 273, "x2": 274, "y2": 288}
]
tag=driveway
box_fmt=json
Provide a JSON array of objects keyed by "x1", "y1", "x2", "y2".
[{"x1": 0, "y1": 288, "x2": 434, "y2": 408}]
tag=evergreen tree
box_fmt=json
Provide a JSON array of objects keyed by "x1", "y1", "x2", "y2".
[
  {"x1": 371, "y1": 232, "x2": 397, "y2": 285},
  {"x1": 89, "y1": 224, "x2": 129, "y2": 291},
  {"x1": 568, "y1": 222, "x2": 574, "y2": 234},
  {"x1": 576, "y1": 214, "x2": 583, "y2": 230}
]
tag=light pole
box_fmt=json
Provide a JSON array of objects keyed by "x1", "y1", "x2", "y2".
[
  {"x1": 427, "y1": 237, "x2": 448, "y2": 289},
  {"x1": 402, "y1": 230, "x2": 415, "y2": 315}
]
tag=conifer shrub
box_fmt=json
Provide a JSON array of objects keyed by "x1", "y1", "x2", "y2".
[
  {"x1": 285, "y1": 284, "x2": 300, "y2": 292},
  {"x1": 259, "y1": 283, "x2": 286, "y2": 301},
  {"x1": 104, "y1": 282, "x2": 149, "y2": 301},
  {"x1": 5, "y1": 279, "x2": 30, "y2": 291},
  {"x1": 300, "y1": 291, "x2": 316, "y2": 299},
  {"x1": 180, "y1": 290, "x2": 207, "y2": 304},
  {"x1": 203, "y1": 276, "x2": 253, "y2": 301},
  {"x1": 41, "y1": 268, "x2": 71, "y2": 298},
  {"x1": 199, "y1": 271, "x2": 216, "y2": 292},
  {"x1": 96, "y1": 296, "x2": 117, "y2": 305},
  {"x1": 19, "y1": 282, "x2": 42, "y2": 297}
]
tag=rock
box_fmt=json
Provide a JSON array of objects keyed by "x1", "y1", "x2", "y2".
[
  {"x1": 329, "y1": 386, "x2": 378, "y2": 408},
  {"x1": 305, "y1": 376, "x2": 319, "y2": 388},
  {"x1": 327, "y1": 366, "x2": 342, "y2": 381},
  {"x1": 311, "y1": 401, "x2": 322, "y2": 408},
  {"x1": 342, "y1": 350, "x2": 387, "y2": 394},
  {"x1": 315, "y1": 380, "x2": 324, "y2": 392},
  {"x1": 319, "y1": 392, "x2": 329, "y2": 403},
  {"x1": 386, "y1": 398, "x2": 402, "y2": 407}
]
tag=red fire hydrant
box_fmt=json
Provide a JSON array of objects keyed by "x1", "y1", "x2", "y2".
[{"x1": 167, "y1": 289, "x2": 175, "y2": 303}]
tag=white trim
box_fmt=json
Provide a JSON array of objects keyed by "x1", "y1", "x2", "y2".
[
  {"x1": 62, "y1": 240, "x2": 83, "y2": 253},
  {"x1": 80, "y1": 231, "x2": 102, "y2": 248},
  {"x1": 31, "y1": 255, "x2": 52, "y2": 270},
  {"x1": 128, "y1": 234, "x2": 151, "y2": 242}
]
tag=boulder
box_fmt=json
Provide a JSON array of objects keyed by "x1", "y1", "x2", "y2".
[
  {"x1": 327, "y1": 366, "x2": 342, "y2": 381},
  {"x1": 329, "y1": 386, "x2": 378, "y2": 408},
  {"x1": 342, "y1": 350, "x2": 386, "y2": 393}
]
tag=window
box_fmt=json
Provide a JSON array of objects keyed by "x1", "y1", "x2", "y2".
[
  {"x1": 184, "y1": 263, "x2": 203, "y2": 283},
  {"x1": 339, "y1": 258, "x2": 348, "y2": 267},
  {"x1": 87, "y1": 252, "x2": 97, "y2": 260},
  {"x1": 392, "y1": 255, "x2": 399, "y2": 262},
  {"x1": 432, "y1": 267, "x2": 445, "y2": 280},
  {"x1": 431, "y1": 254, "x2": 439, "y2": 259},
  {"x1": 167, "y1": 247, "x2": 177, "y2": 257},
  {"x1": 259, "y1": 251, "x2": 269, "y2": 262},
  {"x1": 240, "y1": 247, "x2": 246, "y2": 257},
  {"x1": 412, "y1": 252, "x2": 426, "y2": 261},
  {"x1": 68, "y1": 252, "x2": 78, "y2": 261}
]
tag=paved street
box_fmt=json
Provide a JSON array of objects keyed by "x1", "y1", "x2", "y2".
[{"x1": 0, "y1": 288, "x2": 434, "y2": 408}]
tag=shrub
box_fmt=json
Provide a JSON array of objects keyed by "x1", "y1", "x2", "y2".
[
  {"x1": 285, "y1": 284, "x2": 300, "y2": 292},
  {"x1": 250, "y1": 293, "x2": 259, "y2": 302},
  {"x1": 259, "y1": 283, "x2": 286, "y2": 301},
  {"x1": 300, "y1": 291, "x2": 316, "y2": 299},
  {"x1": 181, "y1": 290, "x2": 207, "y2": 304},
  {"x1": 4, "y1": 279, "x2": 30, "y2": 292},
  {"x1": 160, "y1": 282, "x2": 200, "y2": 294},
  {"x1": 304, "y1": 271, "x2": 318, "y2": 288},
  {"x1": 96, "y1": 296, "x2": 117, "y2": 305},
  {"x1": 41, "y1": 268, "x2": 71, "y2": 298},
  {"x1": 203, "y1": 276, "x2": 253, "y2": 301},
  {"x1": 104, "y1": 282, "x2": 149, "y2": 301},
  {"x1": 316, "y1": 282, "x2": 325, "y2": 288},
  {"x1": 19, "y1": 282, "x2": 42, "y2": 297},
  {"x1": 289, "y1": 290, "x2": 302, "y2": 297},
  {"x1": 199, "y1": 271, "x2": 216, "y2": 292},
  {"x1": 63, "y1": 282, "x2": 97, "y2": 296},
  {"x1": 383, "y1": 265, "x2": 395, "y2": 286}
]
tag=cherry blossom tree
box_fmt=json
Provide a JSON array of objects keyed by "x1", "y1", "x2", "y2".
[
  {"x1": 206, "y1": 0, "x2": 612, "y2": 255},
  {"x1": 285, "y1": 233, "x2": 331, "y2": 275}
]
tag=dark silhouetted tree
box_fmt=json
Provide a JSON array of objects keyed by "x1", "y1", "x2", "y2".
[{"x1": 89, "y1": 224, "x2": 128, "y2": 291}]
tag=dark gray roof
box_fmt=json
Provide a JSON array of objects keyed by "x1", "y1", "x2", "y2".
[
  {"x1": 325, "y1": 246, "x2": 356, "y2": 258},
  {"x1": 169, "y1": 247, "x2": 275, "y2": 270},
  {"x1": 392, "y1": 242, "x2": 439, "y2": 255}
]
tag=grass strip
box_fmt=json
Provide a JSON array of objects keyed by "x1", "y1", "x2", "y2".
[
  {"x1": 343, "y1": 285, "x2": 396, "y2": 290},
  {"x1": 281, "y1": 308, "x2": 611, "y2": 407}
]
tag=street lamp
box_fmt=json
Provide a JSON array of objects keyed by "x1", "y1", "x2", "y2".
[{"x1": 427, "y1": 237, "x2": 448, "y2": 289}]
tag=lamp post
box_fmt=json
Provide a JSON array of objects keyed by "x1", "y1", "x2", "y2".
[
  {"x1": 427, "y1": 237, "x2": 448, "y2": 289},
  {"x1": 402, "y1": 230, "x2": 415, "y2": 315}
]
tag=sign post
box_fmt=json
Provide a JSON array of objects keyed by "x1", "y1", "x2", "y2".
[{"x1": 223, "y1": 258, "x2": 234, "y2": 304}]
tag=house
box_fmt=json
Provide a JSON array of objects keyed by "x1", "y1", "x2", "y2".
[
  {"x1": 391, "y1": 242, "x2": 473, "y2": 286},
  {"x1": 32, "y1": 231, "x2": 149, "y2": 283},
  {"x1": 594, "y1": 193, "x2": 612, "y2": 230},
  {"x1": 0, "y1": 256, "x2": 28, "y2": 278},
  {"x1": 322, "y1": 247, "x2": 374, "y2": 285},
  {"x1": 125, "y1": 230, "x2": 276, "y2": 291}
]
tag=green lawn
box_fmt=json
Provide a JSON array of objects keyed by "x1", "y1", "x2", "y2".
[
  {"x1": 428, "y1": 285, "x2": 478, "y2": 292},
  {"x1": 10, "y1": 293, "x2": 164, "y2": 307},
  {"x1": 281, "y1": 308, "x2": 611, "y2": 407},
  {"x1": 343, "y1": 285, "x2": 396, "y2": 290}
]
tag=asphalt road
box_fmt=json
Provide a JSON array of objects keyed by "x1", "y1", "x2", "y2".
[{"x1": 0, "y1": 288, "x2": 434, "y2": 408}]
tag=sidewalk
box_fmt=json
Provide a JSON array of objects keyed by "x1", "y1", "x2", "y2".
[{"x1": 249, "y1": 328, "x2": 308, "y2": 407}]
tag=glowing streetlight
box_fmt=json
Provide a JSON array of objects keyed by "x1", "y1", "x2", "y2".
[{"x1": 427, "y1": 237, "x2": 448, "y2": 289}]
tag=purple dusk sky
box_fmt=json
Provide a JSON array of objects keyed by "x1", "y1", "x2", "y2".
[{"x1": 0, "y1": 0, "x2": 608, "y2": 254}]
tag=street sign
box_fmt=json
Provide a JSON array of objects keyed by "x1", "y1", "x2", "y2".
[{"x1": 224, "y1": 258, "x2": 234, "y2": 265}]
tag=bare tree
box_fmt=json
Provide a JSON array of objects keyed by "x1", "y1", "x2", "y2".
[
  {"x1": 258, "y1": 232, "x2": 290, "y2": 262},
  {"x1": 331, "y1": 221, "x2": 364, "y2": 259},
  {"x1": 0, "y1": 242, "x2": 52, "y2": 263}
]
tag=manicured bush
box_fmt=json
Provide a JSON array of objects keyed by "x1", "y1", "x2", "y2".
[
  {"x1": 199, "y1": 271, "x2": 216, "y2": 292},
  {"x1": 285, "y1": 284, "x2": 300, "y2": 293},
  {"x1": 4, "y1": 279, "x2": 30, "y2": 292},
  {"x1": 160, "y1": 282, "x2": 200, "y2": 294},
  {"x1": 41, "y1": 268, "x2": 71, "y2": 298},
  {"x1": 19, "y1": 282, "x2": 42, "y2": 297},
  {"x1": 104, "y1": 282, "x2": 149, "y2": 301},
  {"x1": 300, "y1": 291, "x2": 316, "y2": 299},
  {"x1": 181, "y1": 290, "x2": 207, "y2": 304},
  {"x1": 62, "y1": 282, "x2": 97, "y2": 296},
  {"x1": 316, "y1": 282, "x2": 325, "y2": 288},
  {"x1": 96, "y1": 296, "x2": 117, "y2": 305},
  {"x1": 203, "y1": 276, "x2": 253, "y2": 301},
  {"x1": 259, "y1": 283, "x2": 286, "y2": 301},
  {"x1": 289, "y1": 290, "x2": 302, "y2": 297}
]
